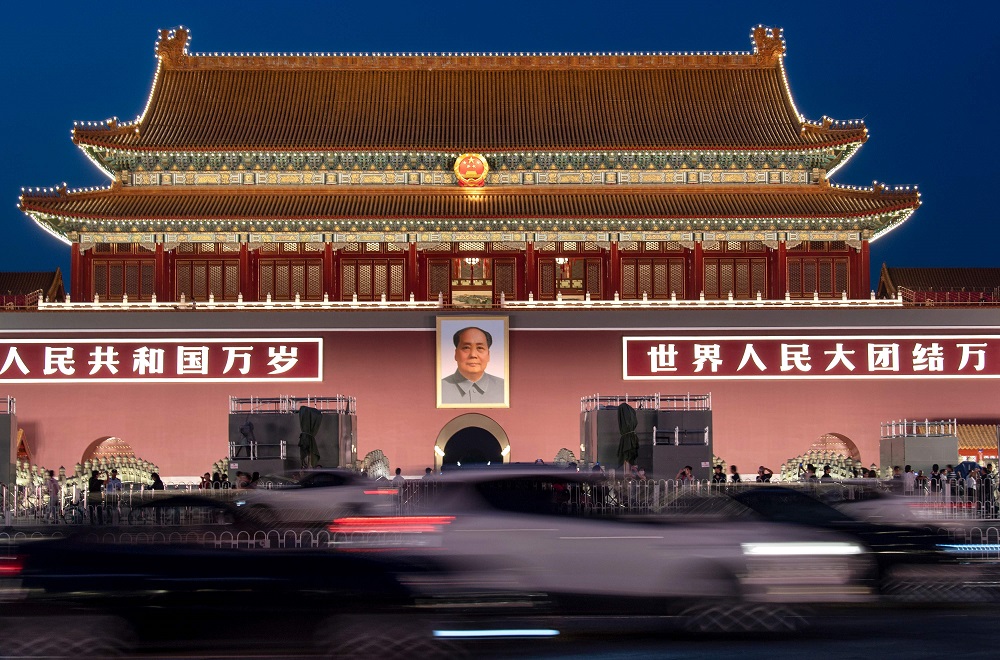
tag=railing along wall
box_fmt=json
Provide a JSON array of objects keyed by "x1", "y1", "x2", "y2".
[
  {"x1": 897, "y1": 286, "x2": 999, "y2": 306},
  {"x1": 4, "y1": 481, "x2": 1000, "y2": 562},
  {"x1": 0, "y1": 289, "x2": 43, "y2": 311},
  {"x1": 35, "y1": 290, "x2": 906, "y2": 311},
  {"x1": 229, "y1": 395, "x2": 357, "y2": 415},
  {"x1": 580, "y1": 393, "x2": 711, "y2": 412},
  {"x1": 881, "y1": 419, "x2": 958, "y2": 439},
  {"x1": 5, "y1": 477, "x2": 1000, "y2": 528}
]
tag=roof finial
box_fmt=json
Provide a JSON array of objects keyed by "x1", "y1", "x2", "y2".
[
  {"x1": 156, "y1": 26, "x2": 190, "y2": 64},
  {"x1": 752, "y1": 26, "x2": 785, "y2": 64}
]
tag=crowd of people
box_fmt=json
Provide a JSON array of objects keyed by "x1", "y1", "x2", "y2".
[{"x1": 196, "y1": 471, "x2": 260, "y2": 490}]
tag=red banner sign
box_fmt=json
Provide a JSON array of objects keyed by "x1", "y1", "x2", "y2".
[
  {"x1": 623, "y1": 335, "x2": 1000, "y2": 380},
  {"x1": 0, "y1": 338, "x2": 322, "y2": 382}
]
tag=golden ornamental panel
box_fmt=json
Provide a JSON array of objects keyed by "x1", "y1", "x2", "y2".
[{"x1": 195, "y1": 173, "x2": 223, "y2": 185}]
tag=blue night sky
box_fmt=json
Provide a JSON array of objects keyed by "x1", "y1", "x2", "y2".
[{"x1": 2, "y1": 1, "x2": 997, "y2": 288}]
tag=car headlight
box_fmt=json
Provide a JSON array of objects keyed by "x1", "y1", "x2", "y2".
[{"x1": 742, "y1": 542, "x2": 864, "y2": 556}]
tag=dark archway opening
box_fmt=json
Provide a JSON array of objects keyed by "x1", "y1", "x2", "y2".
[{"x1": 442, "y1": 426, "x2": 503, "y2": 468}]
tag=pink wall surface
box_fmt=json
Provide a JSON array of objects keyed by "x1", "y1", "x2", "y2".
[{"x1": 5, "y1": 326, "x2": 998, "y2": 477}]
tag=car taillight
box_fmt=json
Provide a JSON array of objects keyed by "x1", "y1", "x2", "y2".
[
  {"x1": 0, "y1": 556, "x2": 24, "y2": 577},
  {"x1": 328, "y1": 515, "x2": 454, "y2": 534},
  {"x1": 363, "y1": 489, "x2": 399, "y2": 496}
]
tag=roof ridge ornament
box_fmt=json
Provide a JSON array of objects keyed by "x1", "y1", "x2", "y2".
[
  {"x1": 752, "y1": 26, "x2": 785, "y2": 64},
  {"x1": 156, "y1": 27, "x2": 190, "y2": 65}
]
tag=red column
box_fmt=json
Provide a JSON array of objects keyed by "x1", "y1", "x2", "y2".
[
  {"x1": 765, "y1": 245, "x2": 776, "y2": 299},
  {"x1": 164, "y1": 247, "x2": 176, "y2": 301},
  {"x1": 70, "y1": 245, "x2": 83, "y2": 301},
  {"x1": 323, "y1": 243, "x2": 335, "y2": 300},
  {"x1": 525, "y1": 241, "x2": 537, "y2": 299},
  {"x1": 154, "y1": 244, "x2": 166, "y2": 301},
  {"x1": 238, "y1": 243, "x2": 251, "y2": 301},
  {"x1": 777, "y1": 241, "x2": 787, "y2": 300},
  {"x1": 81, "y1": 247, "x2": 94, "y2": 301},
  {"x1": 859, "y1": 241, "x2": 871, "y2": 298},
  {"x1": 689, "y1": 242, "x2": 704, "y2": 299},
  {"x1": 609, "y1": 241, "x2": 620, "y2": 299},
  {"x1": 407, "y1": 242, "x2": 418, "y2": 300}
]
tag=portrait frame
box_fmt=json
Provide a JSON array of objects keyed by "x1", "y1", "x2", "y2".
[{"x1": 436, "y1": 316, "x2": 510, "y2": 408}]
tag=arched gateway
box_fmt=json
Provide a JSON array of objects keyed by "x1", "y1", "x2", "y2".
[{"x1": 434, "y1": 414, "x2": 510, "y2": 470}]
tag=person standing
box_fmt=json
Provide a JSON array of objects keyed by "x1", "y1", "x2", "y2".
[
  {"x1": 756, "y1": 466, "x2": 773, "y2": 483},
  {"x1": 712, "y1": 465, "x2": 726, "y2": 484},
  {"x1": 729, "y1": 465, "x2": 742, "y2": 483},
  {"x1": 44, "y1": 470, "x2": 61, "y2": 523},
  {"x1": 87, "y1": 470, "x2": 104, "y2": 525},
  {"x1": 149, "y1": 472, "x2": 165, "y2": 523},
  {"x1": 105, "y1": 469, "x2": 123, "y2": 524},
  {"x1": 392, "y1": 468, "x2": 406, "y2": 486},
  {"x1": 105, "y1": 469, "x2": 123, "y2": 493},
  {"x1": 902, "y1": 465, "x2": 916, "y2": 494}
]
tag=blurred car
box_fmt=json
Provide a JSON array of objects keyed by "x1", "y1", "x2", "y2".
[
  {"x1": 123, "y1": 493, "x2": 246, "y2": 529},
  {"x1": 672, "y1": 485, "x2": 1000, "y2": 601},
  {"x1": 233, "y1": 468, "x2": 399, "y2": 528},
  {"x1": 324, "y1": 469, "x2": 875, "y2": 632},
  {"x1": 0, "y1": 535, "x2": 441, "y2": 657}
]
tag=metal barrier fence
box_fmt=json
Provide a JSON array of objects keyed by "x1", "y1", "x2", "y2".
[
  {"x1": 4, "y1": 477, "x2": 999, "y2": 526},
  {"x1": 4, "y1": 522, "x2": 1000, "y2": 563}
]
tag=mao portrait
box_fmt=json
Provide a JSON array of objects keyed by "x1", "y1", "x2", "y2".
[{"x1": 437, "y1": 317, "x2": 509, "y2": 408}]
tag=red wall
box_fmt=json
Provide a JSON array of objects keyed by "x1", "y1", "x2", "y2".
[{"x1": 5, "y1": 327, "x2": 997, "y2": 477}]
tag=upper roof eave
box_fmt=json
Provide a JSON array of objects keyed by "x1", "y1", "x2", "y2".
[
  {"x1": 19, "y1": 182, "x2": 921, "y2": 228},
  {"x1": 67, "y1": 26, "x2": 868, "y2": 159}
]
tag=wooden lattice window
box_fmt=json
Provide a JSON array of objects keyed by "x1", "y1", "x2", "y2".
[
  {"x1": 622, "y1": 262, "x2": 636, "y2": 297},
  {"x1": 340, "y1": 259, "x2": 406, "y2": 301},
  {"x1": 703, "y1": 258, "x2": 765, "y2": 299},
  {"x1": 494, "y1": 259, "x2": 516, "y2": 300},
  {"x1": 786, "y1": 257, "x2": 850, "y2": 298},
  {"x1": 92, "y1": 259, "x2": 156, "y2": 301},
  {"x1": 587, "y1": 261, "x2": 602, "y2": 296},
  {"x1": 539, "y1": 262, "x2": 556, "y2": 296},
  {"x1": 620, "y1": 258, "x2": 684, "y2": 299},
  {"x1": 176, "y1": 259, "x2": 239, "y2": 301},
  {"x1": 258, "y1": 258, "x2": 324, "y2": 300},
  {"x1": 427, "y1": 260, "x2": 450, "y2": 301}
]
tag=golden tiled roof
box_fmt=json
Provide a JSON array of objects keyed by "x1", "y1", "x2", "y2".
[
  {"x1": 20, "y1": 183, "x2": 919, "y2": 226},
  {"x1": 957, "y1": 424, "x2": 999, "y2": 452},
  {"x1": 71, "y1": 27, "x2": 867, "y2": 153}
]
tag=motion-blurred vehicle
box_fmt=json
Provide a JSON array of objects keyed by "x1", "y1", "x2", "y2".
[
  {"x1": 325, "y1": 469, "x2": 875, "y2": 631},
  {"x1": 0, "y1": 536, "x2": 438, "y2": 657},
  {"x1": 124, "y1": 493, "x2": 246, "y2": 529},
  {"x1": 233, "y1": 468, "x2": 398, "y2": 527},
  {"x1": 672, "y1": 485, "x2": 1000, "y2": 601}
]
